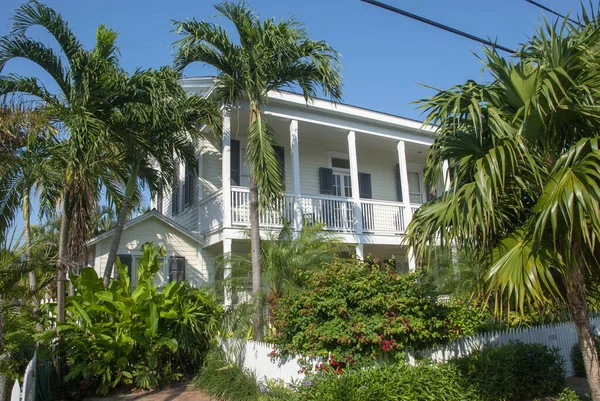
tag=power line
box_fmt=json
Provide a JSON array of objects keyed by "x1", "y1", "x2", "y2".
[
  {"x1": 361, "y1": 0, "x2": 516, "y2": 54},
  {"x1": 524, "y1": 0, "x2": 578, "y2": 24}
]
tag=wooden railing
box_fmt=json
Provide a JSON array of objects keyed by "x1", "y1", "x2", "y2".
[{"x1": 229, "y1": 187, "x2": 419, "y2": 234}]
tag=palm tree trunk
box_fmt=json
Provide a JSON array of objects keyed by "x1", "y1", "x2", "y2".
[
  {"x1": 103, "y1": 162, "x2": 139, "y2": 287},
  {"x1": 565, "y1": 241, "x2": 600, "y2": 401},
  {"x1": 57, "y1": 199, "x2": 69, "y2": 323},
  {"x1": 22, "y1": 189, "x2": 42, "y2": 332},
  {"x1": 249, "y1": 176, "x2": 263, "y2": 340},
  {"x1": 249, "y1": 101, "x2": 263, "y2": 341}
]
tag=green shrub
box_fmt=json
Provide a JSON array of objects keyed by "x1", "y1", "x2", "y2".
[
  {"x1": 557, "y1": 388, "x2": 587, "y2": 401},
  {"x1": 451, "y1": 341, "x2": 564, "y2": 400},
  {"x1": 269, "y1": 257, "x2": 492, "y2": 370},
  {"x1": 194, "y1": 349, "x2": 260, "y2": 401},
  {"x1": 571, "y1": 334, "x2": 600, "y2": 377},
  {"x1": 296, "y1": 363, "x2": 482, "y2": 401},
  {"x1": 59, "y1": 243, "x2": 222, "y2": 395}
]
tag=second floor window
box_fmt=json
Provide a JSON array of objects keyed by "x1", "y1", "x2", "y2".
[{"x1": 184, "y1": 165, "x2": 194, "y2": 208}]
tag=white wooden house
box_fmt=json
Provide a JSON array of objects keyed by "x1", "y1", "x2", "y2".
[{"x1": 89, "y1": 77, "x2": 445, "y2": 302}]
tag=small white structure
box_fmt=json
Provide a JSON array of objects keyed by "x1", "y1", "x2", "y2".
[{"x1": 87, "y1": 210, "x2": 204, "y2": 288}]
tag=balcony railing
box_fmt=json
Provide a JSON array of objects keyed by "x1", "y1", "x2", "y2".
[{"x1": 223, "y1": 186, "x2": 419, "y2": 234}]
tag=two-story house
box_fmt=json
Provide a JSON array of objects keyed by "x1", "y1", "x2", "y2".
[{"x1": 87, "y1": 77, "x2": 445, "y2": 302}]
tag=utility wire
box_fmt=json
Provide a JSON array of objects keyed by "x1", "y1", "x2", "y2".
[
  {"x1": 524, "y1": 0, "x2": 579, "y2": 24},
  {"x1": 361, "y1": 0, "x2": 516, "y2": 54}
]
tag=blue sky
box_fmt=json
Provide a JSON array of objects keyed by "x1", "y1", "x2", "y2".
[{"x1": 1, "y1": 0, "x2": 582, "y2": 232}]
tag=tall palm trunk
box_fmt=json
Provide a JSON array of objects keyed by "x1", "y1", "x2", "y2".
[
  {"x1": 22, "y1": 189, "x2": 42, "y2": 332},
  {"x1": 565, "y1": 241, "x2": 600, "y2": 401},
  {"x1": 103, "y1": 162, "x2": 140, "y2": 287},
  {"x1": 56, "y1": 198, "x2": 69, "y2": 323},
  {"x1": 249, "y1": 102, "x2": 263, "y2": 341}
]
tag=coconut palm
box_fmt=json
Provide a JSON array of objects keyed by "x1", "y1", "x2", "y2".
[
  {"x1": 173, "y1": 1, "x2": 342, "y2": 339},
  {"x1": 405, "y1": 13, "x2": 600, "y2": 399},
  {"x1": 0, "y1": 2, "x2": 129, "y2": 322},
  {"x1": 102, "y1": 67, "x2": 221, "y2": 285}
]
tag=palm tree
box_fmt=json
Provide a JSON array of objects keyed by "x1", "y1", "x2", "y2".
[
  {"x1": 405, "y1": 13, "x2": 600, "y2": 400},
  {"x1": 0, "y1": 2, "x2": 129, "y2": 322},
  {"x1": 102, "y1": 67, "x2": 221, "y2": 285},
  {"x1": 216, "y1": 222, "x2": 343, "y2": 338},
  {"x1": 0, "y1": 103, "x2": 60, "y2": 330},
  {"x1": 173, "y1": 1, "x2": 342, "y2": 339}
]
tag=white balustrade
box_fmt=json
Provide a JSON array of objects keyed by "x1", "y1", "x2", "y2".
[
  {"x1": 227, "y1": 187, "x2": 416, "y2": 234},
  {"x1": 362, "y1": 200, "x2": 406, "y2": 232}
]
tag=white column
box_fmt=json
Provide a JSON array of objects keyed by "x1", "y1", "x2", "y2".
[
  {"x1": 407, "y1": 247, "x2": 416, "y2": 273},
  {"x1": 442, "y1": 160, "x2": 451, "y2": 192},
  {"x1": 290, "y1": 120, "x2": 302, "y2": 233},
  {"x1": 223, "y1": 238, "x2": 232, "y2": 307},
  {"x1": 347, "y1": 131, "x2": 363, "y2": 235},
  {"x1": 222, "y1": 107, "x2": 232, "y2": 229},
  {"x1": 397, "y1": 140, "x2": 416, "y2": 272},
  {"x1": 355, "y1": 243, "x2": 364, "y2": 261},
  {"x1": 197, "y1": 144, "x2": 204, "y2": 233}
]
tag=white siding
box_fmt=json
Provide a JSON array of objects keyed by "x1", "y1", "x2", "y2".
[
  {"x1": 93, "y1": 217, "x2": 206, "y2": 287},
  {"x1": 200, "y1": 137, "x2": 222, "y2": 198}
]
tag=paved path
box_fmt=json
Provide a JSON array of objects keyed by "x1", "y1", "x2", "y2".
[{"x1": 85, "y1": 383, "x2": 212, "y2": 401}]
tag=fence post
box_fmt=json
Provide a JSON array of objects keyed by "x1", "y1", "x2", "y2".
[{"x1": 9, "y1": 382, "x2": 19, "y2": 401}]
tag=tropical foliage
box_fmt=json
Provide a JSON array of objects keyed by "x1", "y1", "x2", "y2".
[
  {"x1": 269, "y1": 257, "x2": 491, "y2": 369},
  {"x1": 173, "y1": 0, "x2": 343, "y2": 339},
  {"x1": 57, "y1": 243, "x2": 222, "y2": 395},
  {"x1": 451, "y1": 341, "x2": 565, "y2": 400},
  {"x1": 405, "y1": 9, "x2": 600, "y2": 399}
]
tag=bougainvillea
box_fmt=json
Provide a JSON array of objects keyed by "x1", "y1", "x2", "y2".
[{"x1": 268, "y1": 257, "x2": 490, "y2": 370}]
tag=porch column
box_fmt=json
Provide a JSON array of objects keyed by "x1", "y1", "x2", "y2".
[
  {"x1": 222, "y1": 106, "x2": 232, "y2": 229},
  {"x1": 442, "y1": 160, "x2": 451, "y2": 192},
  {"x1": 397, "y1": 140, "x2": 416, "y2": 272},
  {"x1": 347, "y1": 131, "x2": 363, "y2": 236},
  {"x1": 223, "y1": 238, "x2": 232, "y2": 307},
  {"x1": 290, "y1": 120, "x2": 302, "y2": 233},
  {"x1": 355, "y1": 243, "x2": 364, "y2": 260}
]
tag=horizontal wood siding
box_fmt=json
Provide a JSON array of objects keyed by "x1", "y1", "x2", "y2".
[{"x1": 93, "y1": 218, "x2": 203, "y2": 287}]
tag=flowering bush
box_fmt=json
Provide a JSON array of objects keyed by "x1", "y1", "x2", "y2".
[{"x1": 268, "y1": 257, "x2": 489, "y2": 370}]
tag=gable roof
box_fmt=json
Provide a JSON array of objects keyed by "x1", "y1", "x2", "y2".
[{"x1": 86, "y1": 210, "x2": 202, "y2": 246}]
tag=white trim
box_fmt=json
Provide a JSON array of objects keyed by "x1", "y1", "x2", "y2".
[
  {"x1": 223, "y1": 238, "x2": 232, "y2": 307},
  {"x1": 86, "y1": 210, "x2": 202, "y2": 246},
  {"x1": 347, "y1": 131, "x2": 363, "y2": 235},
  {"x1": 222, "y1": 107, "x2": 232, "y2": 229},
  {"x1": 290, "y1": 120, "x2": 302, "y2": 233}
]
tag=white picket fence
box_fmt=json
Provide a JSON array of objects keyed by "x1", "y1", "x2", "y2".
[
  {"x1": 413, "y1": 316, "x2": 600, "y2": 377},
  {"x1": 10, "y1": 351, "x2": 36, "y2": 401},
  {"x1": 220, "y1": 338, "x2": 305, "y2": 383},
  {"x1": 228, "y1": 317, "x2": 600, "y2": 382}
]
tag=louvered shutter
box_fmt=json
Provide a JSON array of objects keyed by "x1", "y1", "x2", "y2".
[
  {"x1": 274, "y1": 145, "x2": 285, "y2": 190},
  {"x1": 184, "y1": 165, "x2": 193, "y2": 207},
  {"x1": 169, "y1": 256, "x2": 186, "y2": 282},
  {"x1": 230, "y1": 139, "x2": 241, "y2": 186},
  {"x1": 358, "y1": 172, "x2": 372, "y2": 199},
  {"x1": 395, "y1": 164, "x2": 403, "y2": 202},
  {"x1": 319, "y1": 167, "x2": 333, "y2": 195}
]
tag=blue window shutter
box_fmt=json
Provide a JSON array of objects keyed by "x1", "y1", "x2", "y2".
[
  {"x1": 230, "y1": 139, "x2": 241, "y2": 186},
  {"x1": 395, "y1": 164, "x2": 403, "y2": 202},
  {"x1": 319, "y1": 167, "x2": 333, "y2": 195},
  {"x1": 274, "y1": 145, "x2": 285, "y2": 190},
  {"x1": 358, "y1": 172, "x2": 372, "y2": 199}
]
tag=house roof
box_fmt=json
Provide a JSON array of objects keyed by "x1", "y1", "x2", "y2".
[
  {"x1": 178, "y1": 76, "x2": 437, "y2": 135},
  {"x1": 86, "y1": 210, "x2": 202, "y2": 246}
]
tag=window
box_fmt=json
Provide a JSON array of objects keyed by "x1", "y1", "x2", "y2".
[
  {"x1": 134, "y1": 256, "x2": 164, "y2": 288},
  {"x1": 331, "y1": 157, "x2": 350, "y2": 169},
  {"x1": 183, "y1": 164, "x2": 194, "y2": 208},
  {"x1": 169, "y1": 256, "x2": 186, "y2": 282},
  {"x1": 332, "y1": 173, "x2": 352, "y2": 197},
  {"x1": 408, "y1": 172, "x2": 423, "y2": 204},
  {"x1": 156, "y1": 192, "x2": 163, "y2": 214},
  {"x1": 114, "y1": 254, "x2": 132, "y2": 280},
  {"x1": 172, "y1": 161, "x2": 180, "y2": 216}
]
